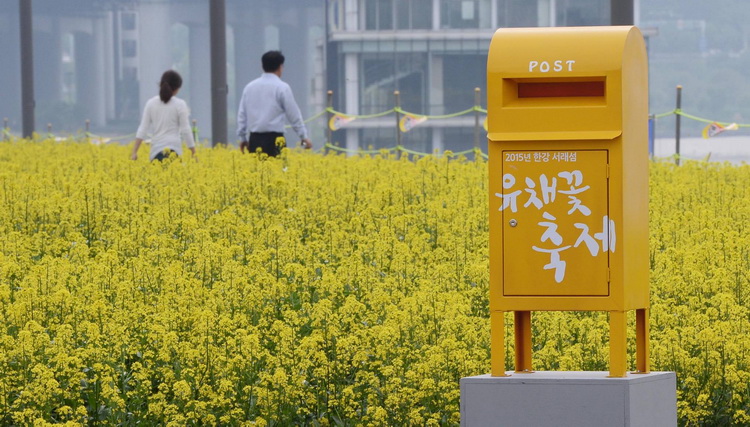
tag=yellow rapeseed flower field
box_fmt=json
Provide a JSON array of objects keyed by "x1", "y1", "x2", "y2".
[{"x1": 0, "y1": 140, "x2": 747, "y2": 426}]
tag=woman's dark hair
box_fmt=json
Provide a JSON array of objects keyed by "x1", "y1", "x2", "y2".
[{"x1": 159, "y1": 70, "x2": 183, "y2": 103}]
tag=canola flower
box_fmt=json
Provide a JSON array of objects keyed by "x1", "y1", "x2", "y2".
[{"x1": 0, "y1": 139, "x2": 747, "y2": 426}]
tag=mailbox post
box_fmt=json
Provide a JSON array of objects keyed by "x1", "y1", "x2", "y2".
[{"x1": 487, "y1": 26, "x2": 649, "y2": 378}]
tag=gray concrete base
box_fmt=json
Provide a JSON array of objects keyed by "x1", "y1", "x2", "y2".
[{"x1": 460, "y1": 371, "x2": 676, "y2": 427}]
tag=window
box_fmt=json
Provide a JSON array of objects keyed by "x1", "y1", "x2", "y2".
[
  {"x1": 442, "y1": 54, "x2": 486, "y2": 112},
  {"x1": 361, "y1": 58, "x2": 394, "y2": 113},
  {"x1": 397, "y1": 0, "x2": 433, "y2": 30},
  {"x1": 121, "y1": 13, "x2": 136, "y2": 31},
  {"x1": 365, "y1": 0, "x2": 394, "y2": 30},
  {"x1": 440, "y1": 0, "x2": 492, "y2": 29},
  {"x1": 361, "y1": 53, "x2": 427, "y2": 114},
  {"x1": 364, "y1": 0, "x2": 432, "y2": 30},
  {"x1": 497, "y1": 0, "x2": 537, "y2": 28},
  {"x1": 122, "y1": 40, "x2": 137, "y2": 58},
  {"x1": 557, "y1": 0, "x2": 608, "y2": 26}
]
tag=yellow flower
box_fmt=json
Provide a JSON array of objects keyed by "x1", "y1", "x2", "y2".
[{"x1": 0, "y1": 141, "x2": 748, "y2": 425}]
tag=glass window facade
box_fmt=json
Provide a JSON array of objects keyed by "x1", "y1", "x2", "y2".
[
  {"x1": 361, "y1": 53, "x2": 427, "y2": 115},
  {"x1": 442, "y1": 54, "x2": 486, "y2": 112},
  {"x1": 365, "y1": 0, "x2": 433, "y2": 30},
  {"x1": 557, "y1": 0, "x2": 608, "y2": 26},
  {"x1": 497, "y1": 0, "x2": 537, "y2": 27},
  {"x1": 334, "y1": 0, "x2": 609, "y2": 152},
  {"x1": 365, "y1": 0, "x2": 394, "y2": 30},
  {"x1": 440, "y1": 0, "x2": 492, "y2": 29}
]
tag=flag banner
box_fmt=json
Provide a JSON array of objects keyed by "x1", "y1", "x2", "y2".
[
  {"x1": 399, "y1": 115, "x2": 427, "y2": 133},
  {"x1": 329, "y1": 114, "x2": 356, "y2": 131},
  {"x1": 89, "y1": 137, "x2": 111, "y2": 146},
  {"x1": 702, "y1": 122, "x2": 738, "y2": 138}
]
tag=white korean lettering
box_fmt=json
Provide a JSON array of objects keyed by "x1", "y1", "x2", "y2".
[
  {"x1": 532, "y1": 245, "x2": 571, "y2": 283},
  {"x1": 593, "y1": 215, "x2": 617, "y2": 253},
  {"x1": 495, "y1": 173, "x2": 521, "y2": 212},
  {"x1": 534, "y1": 152, "x2": 550, "y2": 163},
  {"x1": 567, "y1": 196, "x2": 592, "y2": 216},
  {"x1": 558, "y1": 170, "x2": 591, "y2": 216},
  {"x1": 538, "y1": 212, "x2": 563, "y2": 246},
  {"x1": 573, "y1": 223, "x2": 599, "y2": 256},
  {"x1": 523, "y1": 177, "x2": 543, "y2": 209},
  {"x1": 558, "y1": 170, "x2": 587, "y2": 193},
  {"x1": 539, "y1": 174, "x2": 557, "y2": 205}
]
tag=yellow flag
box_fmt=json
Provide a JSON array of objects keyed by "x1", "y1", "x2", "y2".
[
  {"x1": 329, "y1": 114, "x2": 356, "y2": 131},
  {"x1": 399, "y1": 115, "x2": 427, "y2": 132},
  {"x1": 702, "y1": 122, "x2": 738, "y2": 138}
]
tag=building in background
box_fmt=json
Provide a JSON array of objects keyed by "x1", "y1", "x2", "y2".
[
  {"x1": 325, "y1": 0, "x2": 609, "y2": 152},
  {"x1": 0, "y1": 0, "x2": 325, "y2": 142},
  {"x1": 1, "y1": 0, "x2": 617, "y2": 148}
]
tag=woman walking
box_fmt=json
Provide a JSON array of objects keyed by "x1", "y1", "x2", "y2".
[{"x1": 131, "y1": 70, "x2": 196, "y2": 161}]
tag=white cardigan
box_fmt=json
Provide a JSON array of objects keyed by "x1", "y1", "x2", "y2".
[{"x1": 136, "y1": 96, "x2": 196, "y2": 160}]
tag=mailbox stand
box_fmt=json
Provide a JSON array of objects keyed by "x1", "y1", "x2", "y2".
[{"x1": 487, "y1": 26, "x2": 650, "y2": 378}]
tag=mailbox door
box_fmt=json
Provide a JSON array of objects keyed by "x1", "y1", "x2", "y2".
[{"x1": 500, "y1": 149, "x2": 610, "y2": 296}]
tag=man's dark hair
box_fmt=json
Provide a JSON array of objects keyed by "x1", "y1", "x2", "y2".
[{"x1": 262, "y1": 51, "x2": 285, "y2": 72}]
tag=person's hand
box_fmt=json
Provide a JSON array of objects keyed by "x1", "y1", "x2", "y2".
[
  {"x1": 131, "y1": 138, "x2": 143, "y2": 161},
  {"x1": 240, "y1": 141, "x2": 248, "y2": 153},
  {"x1": 301, "y1": 138, "x2": 312, "y2": 149}
]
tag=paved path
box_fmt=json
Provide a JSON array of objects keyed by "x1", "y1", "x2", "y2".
[{"x1": 654, "y1": 136, "x2": 750, "y2": 164}]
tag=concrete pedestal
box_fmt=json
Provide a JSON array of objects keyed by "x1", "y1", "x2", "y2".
[{"x1": 460, "y1": 371, "x2": 676, "y2": 427}]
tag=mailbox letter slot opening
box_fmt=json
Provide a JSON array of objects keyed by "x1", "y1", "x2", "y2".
[
  {"x1": 503, "y1": 77, "x2": 607, "y2": 107},
  {"x1": 518, "y1": 81, "x2": 605, "y2": 98}
]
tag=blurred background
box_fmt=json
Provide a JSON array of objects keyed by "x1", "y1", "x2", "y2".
[{"x1": 2, "y1": 0, "x2": 750, "y2": 153}]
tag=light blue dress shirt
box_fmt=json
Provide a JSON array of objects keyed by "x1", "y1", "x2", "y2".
[{"x1": 236, "y1": 73, "x2": 308, "y2": 141}]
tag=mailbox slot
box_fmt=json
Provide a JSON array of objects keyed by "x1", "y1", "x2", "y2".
[
  {"x1": 517, "y1": 80, "x2": 605, "y2": 98},
  {"x1": 503, "y1": 77, "x2": 608, "y2": 108}
]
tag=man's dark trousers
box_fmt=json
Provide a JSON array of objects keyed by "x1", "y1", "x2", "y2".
[{"x1": 248, "y1": 132, "x2": 286, "y2": 156}]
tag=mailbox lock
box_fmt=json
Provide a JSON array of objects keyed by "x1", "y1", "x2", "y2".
[{"x1": 509, "y1": 219, "x2": 518, "y2": 227}]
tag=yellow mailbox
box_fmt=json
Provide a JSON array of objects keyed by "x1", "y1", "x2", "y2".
[{"x1": 487, "y1": 26, "x2": 649, "y2": 378}]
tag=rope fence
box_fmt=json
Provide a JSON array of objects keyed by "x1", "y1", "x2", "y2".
[
  {"x1": 653, "y1": 109, "x2": 750, "y2": 127},
  {"x1": 3, "y1": 86, "x2": 749, "y2": 161},
  {"x1": 323, "y1": 142, "x2": 488, "y2": 159}
]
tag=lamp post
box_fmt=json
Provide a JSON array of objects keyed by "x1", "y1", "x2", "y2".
[
  {"x1": 210, "y1": 0, "x2": 228, "y2": 146},
  {"x1": 20, "y1": 0, "x2": 35, "y2": 138},
  {"x1": 611, "y1": 0, "x2": 634, "y2": 25}
]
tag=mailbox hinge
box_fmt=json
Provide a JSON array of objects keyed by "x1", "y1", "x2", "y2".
[
  {"x1": 606, "y1": 164, "x2": 610, "y2": 179},
  {"x1": 608, "y1": 268, "x2": 611, "y2": 283}
]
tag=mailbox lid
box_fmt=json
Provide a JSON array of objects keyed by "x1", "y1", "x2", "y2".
[
  {"x1": 487, "y1": 26, "x2": 646, "y2": 138},
  {"x1": 488, "y1": 26, "x2": 640, "y2": 77},
  {"x1": 497, "y1": 149, "x2": 611, "y2": 296}
]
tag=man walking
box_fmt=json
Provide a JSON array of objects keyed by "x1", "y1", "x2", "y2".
[{"x1": 237, "y1": 50, "x2": 312, "y2": 156}]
